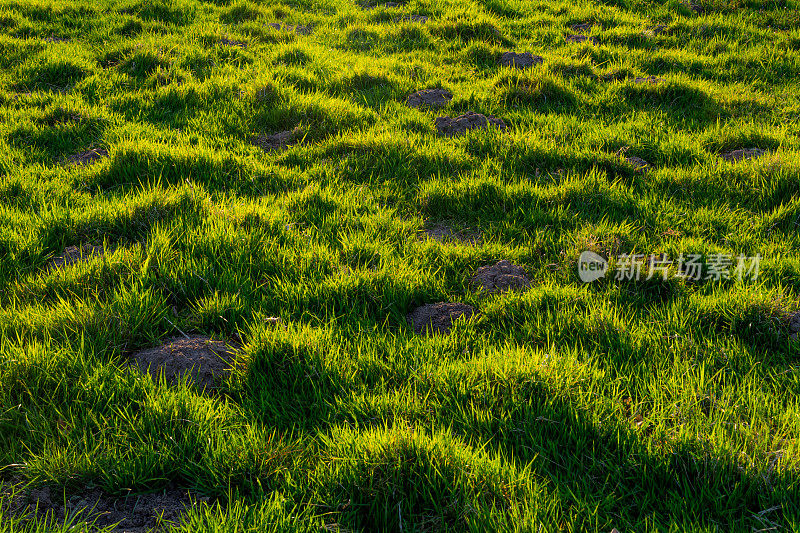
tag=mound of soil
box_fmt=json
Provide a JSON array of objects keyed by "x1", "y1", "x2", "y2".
[
  {"x1": 361, "y1": 0, "x2": 402, "y2": 8},
  {"x1": 684, "y1": 1, "x2": 703, "y2": 14},
  {"x1": 68, "y1": 148, "x2": 108, "y2": 166},
  {"x1": 252, "y1": 127, "x2": 303, "y2": 152},
  {"x1": 400, "y1": 14, "x2": 428, "y2": 23},
  {"x1": 645, "y1": 24, "x2": 668, "y2": 36},
  {"x1": 220, "y1": 37, "x2": 246, "y2": 48},
  {"x1": 720, "y1": 148, "x2": 766, "y2": 162},
  {"x1": 9, "y1": 485, "x2": 206, "y2": 532},
  {"x1": 626, "y1": 156, "x2": 649, "y2": 171},
  {"x1": 633, "y1": 75, "x2": 665, "y2": 84},
  {"x1": 49, "y1": 244, "x2": 105, "y2": 270},
  {"x1": 470, "y1": 260, "x2": 530, "y2": 293},
  {"x1": 789, "y1": 313, "x2": 800, "y2": 342},
  {"x1": 423, "y1": 223, "x2": 481, "y2": 245},
  {"x1": 407, "y1": 88, "x2": 452, "y2": 109},
  {"x1": 266, "y1": 22, "x2": 312, "y2": 35},
  {"x1": 498, "y1": 51, "x2": 543, "y2": 69},
  {"x1": 435, "y1": 111, "x2": 507, "y2": 137},
  {"x1": 129, "y1": 335, "x2": 236, "y2": 390},
  {"x1": 570, "y1": 22, "x2": 594, "y2": 33},
  {"x1": 565, "y1": 34, "x2": 598, "y2": 44},
  {"x1": 407, "y1": 302, "x2": 476, "y2": 335}
]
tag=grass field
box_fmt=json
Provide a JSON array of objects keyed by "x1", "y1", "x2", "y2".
[{"x1": 0, "y1": 0, "x2": 799, "y2": 530}]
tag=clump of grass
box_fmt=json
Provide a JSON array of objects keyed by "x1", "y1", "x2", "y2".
[{"x1": 0, "y1": 0, "x2": 799, "y2": 530}]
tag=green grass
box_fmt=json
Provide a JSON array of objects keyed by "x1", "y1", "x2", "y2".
[{"x1": 0, "y1": 0, "x2": 799, "y2": 530}]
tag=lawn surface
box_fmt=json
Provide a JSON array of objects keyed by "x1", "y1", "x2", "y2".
[{"x1": 0, "y1": 0, "x2": 799, "y2": 530}]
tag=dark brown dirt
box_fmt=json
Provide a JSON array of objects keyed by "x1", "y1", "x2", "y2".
[
  {"x1": 685, "y1": 1, "x2": 703, "y2": 14},
  {"x1": 645, "y1": 24, "x2": 668, "y2": 36},
  {"x1": 252, "y1": 127, "x2": 303, "y2": 152},
  {"x1": 361, "y1": 0, "x2": 402, "y2": 8},
  {"x1": 407, "y1": 302, "x2": 476, "y2": 335},
  {"x1": 8, "y1": 485, "x2": 207, "y2": 532},
  {"x1": 49, "y1": 244, "x2": 105, "y2": 270},
  {"x1": 129, "y1": 335, "x2": 237, "y2": 390},
  {"x1": 633, "y1": 75, "x2": 665, "y2": 84},
  {"x1": 570, "y1": 22, "x2": 594, "y2": 33},
  {"x1": 406, "y1": 88, "x2": 452, "y2": 109},
  {"x1": 565, "y1": 34, "x2": 599, "y2": 44},
  {"x1": 266, "y1": 22, "x2": 312, "y2": 35},
  {"x1": 470, "y1": 260, "x2": 530, "y2": 294},
  {"x1": 434, "y1": 111, "x2": 507, "y2": 137},
  {"x1": 220, "y1": 37, "x2": 246, "y2": 48},
  {"x1": 423, "y1": 223, "x2": 481, "y2": 245},
  {"x1": 400, "y1": 14, "x2": 428, "y2": 23},
  {"x1": 596, "y1": 70, "x2": 629, "y2": 82},
  {"x1": 720, "y1": 148, "x2": 767, "y2": 162},
  {"x1": 789, "y1": 312, "x2": 800, "y2": 342},
  {"x1": 626, "y1": 156, "x2": 649, "y2": 171},
  {"x1": 68, "y1": 148, "x2": 108, "y2": 166},
  {"x1": 498, "y1": 52, "x2": 543, "y2": 69}
]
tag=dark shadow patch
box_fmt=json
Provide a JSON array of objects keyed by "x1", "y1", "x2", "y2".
[
  {"x1": 343, "y1": 27, "x2": 380, "y2": 51},
  {"x1": 494, "y1": 72, "x2": 575, "y2": 111},
  {"x1": 240, "y1": 329, "x2": 344, "y2": 429},
  {"x1": 617, "y1": 80, "x2": 722, "y2": 125},
  {"x1": 431, "y1": 20, "x2": 512, "y2": 46},
  {"x1": 13, "y1": 57, "x2": 88, "y2": 92},
  {"x1": 274, "y1": 47, "x2": 310, "y2": 65},
  {"x1": 123, "y1": 0, "x2": 197, "y2": 25}
]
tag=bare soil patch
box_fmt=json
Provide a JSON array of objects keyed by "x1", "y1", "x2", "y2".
[
  {"x1": 407, "y1": 88, "x2": 452, "y2": 109},
  {"x1": 129, "y1": 335, "x2": 237, "y2": 390},
  {"x1": 634, "y1": 75, "x2": 665, "y2": 84},
  {"x1": 8, "y1": 485, "x2": 206, "y2": 532},
  {"x1": 220, "y1": 37, "x2": 247, "y2": 48},
  {"x1": 361, "y1": 0, "x2": 402, "y2": 8},
  {"x1": 565, "y1": 34, "x2": 599, "y2": 44},
  {"x1": 407, "y1": 302, "x2": 476, "y2": 335},
  {"x1": 470, "y1": 260, "x2": 530, "y2": 294},
  {"x1": 49, "y1": 244, "x2": 105, "y2": 270},
  {"x1": 720, "y1": 148, "x2": 767, "y2": 162},
  {"x1": 570, "y1": 22, "x2": 595, "y2": 33},
  {"x1": 644, "y1": 24, "x2": 668, "y2": 36},
  {"x1": 400, "y1": 14, "x2": 428, "y2": 23},
  {"x1": 626, "y1": 156, "x2": 649, "y2": 171},
  {"x1": 435, "y1": 111, "x2": 507, "y2": 137},
  {"x1": 266, "y1": 22, "x2": 312, "y2": 35},
  {"x1": 498, "y1": 52, "x2": 543, "y2": 69},
  {"x1": 252, "y1": 127, "x2": 303, "y2": 152},
  {"x1": 789, "y1": 312, "x2": 800, "y2": 342},
  {"x1": 68, "y1": 147, "x2": 108, "y2": 166},
  {"x1": 423, "y1": 222, "x2": 481, "y2": 245}
]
